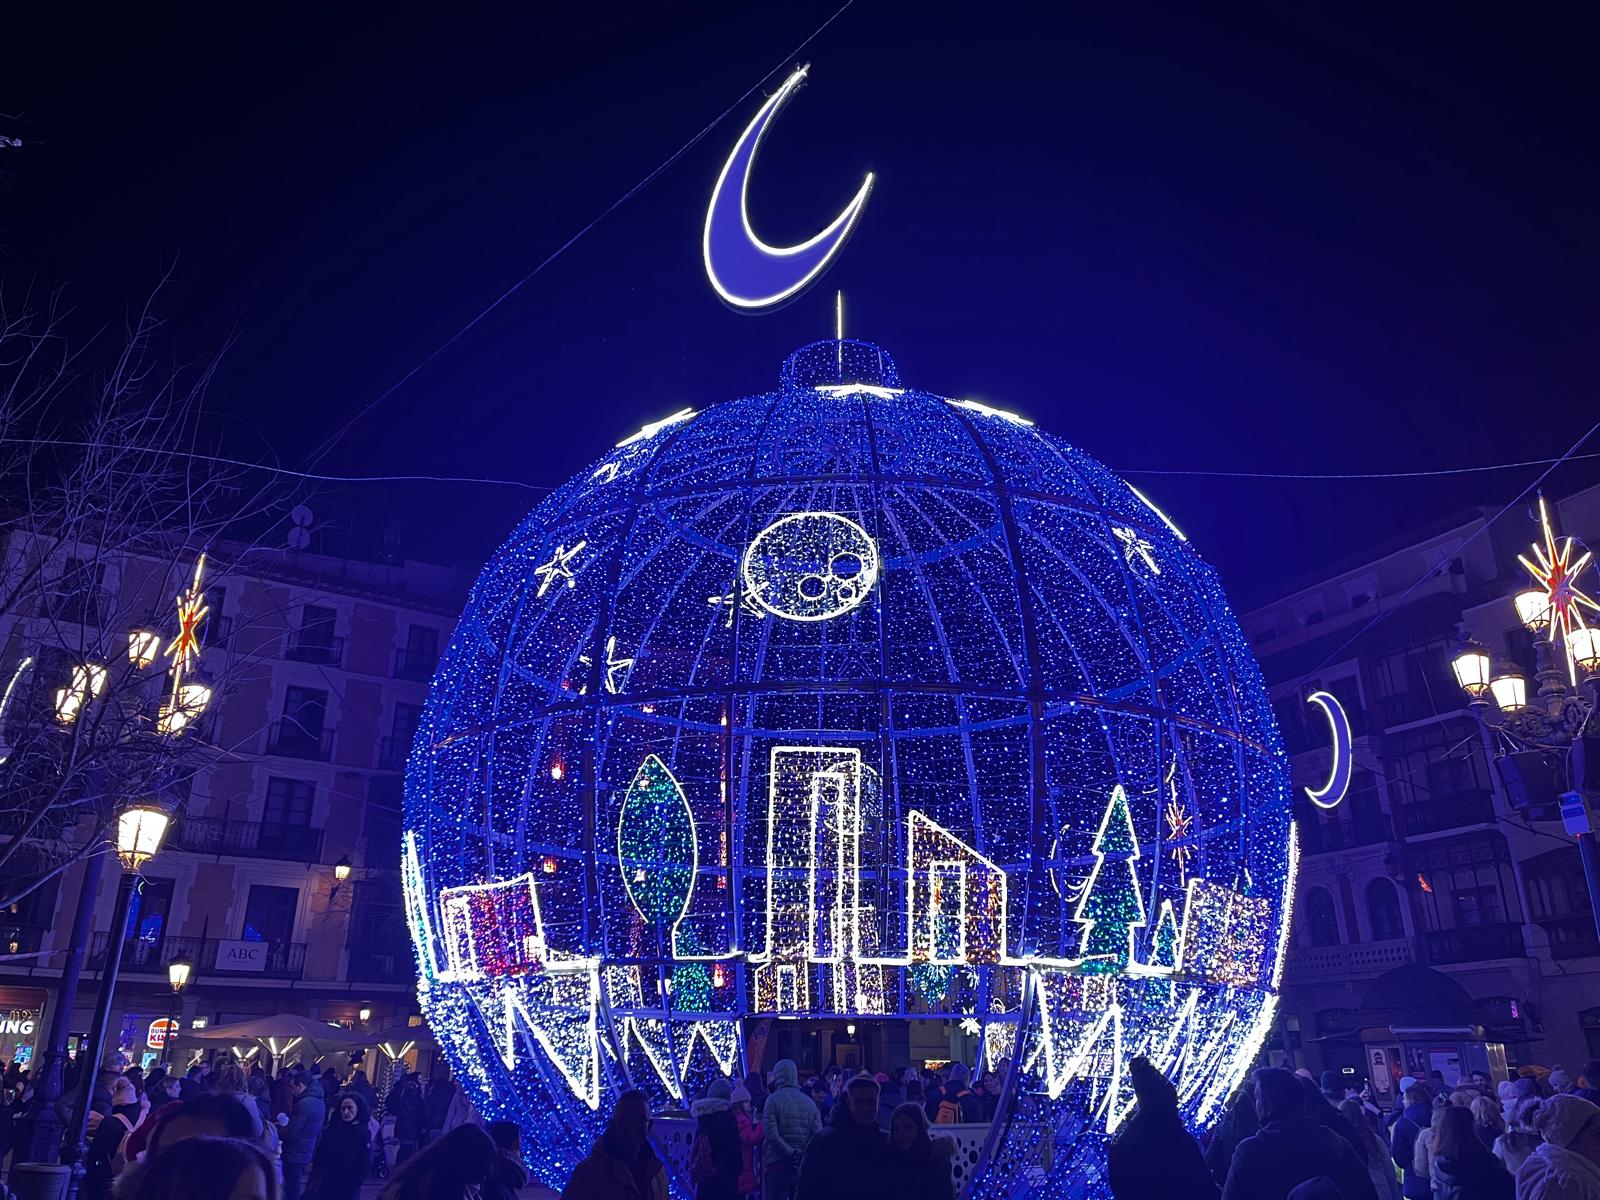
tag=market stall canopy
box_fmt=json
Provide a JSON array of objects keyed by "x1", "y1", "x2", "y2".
[{"x1": 178, "y1": 1013, "x2": 371, "y2": 1057}]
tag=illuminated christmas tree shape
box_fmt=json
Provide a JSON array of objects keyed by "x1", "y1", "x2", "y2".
[
  {"x1": 1074, "y1": 786, "x2": 1146, "y2": 973},
  {"x1": 617, "y1": 755, "x2": 696, "y2": 935}
]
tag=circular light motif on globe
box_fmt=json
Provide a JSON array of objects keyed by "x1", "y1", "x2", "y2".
[
  {"x1": 403, "y1": 339, "x2": 1295, "y2": 1198},
  {"x1": 742, "y1": 510, "x2": 880, "y2": 622}
]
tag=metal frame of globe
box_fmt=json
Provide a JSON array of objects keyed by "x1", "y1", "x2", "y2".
[{"x1": 404, "y1": 339, "x2": 1295, "y2": 1198}]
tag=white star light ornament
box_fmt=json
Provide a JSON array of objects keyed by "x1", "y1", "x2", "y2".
[
  {"x1": 534, "y1": 541, "x2": 587, "y2": 599},
  {"x1": 616, "y1": 408, "x2": 695, "y2": 449},
  {"x1": 946, "y1": 398, "x2": 1033, "y2": 427},
  {"x1": 1113, "y1": 525, "x2": 1160, "y2": 576},
  {"x1": 577, "y1": 636, "x2": 634, "y2": 695},
  {"x1": 1518, "y1": 496, "x2": 1600, "y2": 683}
]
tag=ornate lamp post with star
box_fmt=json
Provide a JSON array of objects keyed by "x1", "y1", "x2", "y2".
[
  {"x1": 8, "y1": 554, "x2": 217, "y2": 1200},
  {"x1": 1448, "y1": 496, "x2": 1600, "y2": 944}
]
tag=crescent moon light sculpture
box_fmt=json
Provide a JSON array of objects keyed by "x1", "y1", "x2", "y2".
[
  {"x1": 1304, "y1": 689, "x2": 1354, "y2": 809},
  {"x1": 702, "y1": 66, "x2": 875, "y2": 311}
]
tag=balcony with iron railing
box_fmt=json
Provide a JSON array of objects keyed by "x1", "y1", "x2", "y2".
[
  {"x1": 1397, "y1": 790, "x2": 1495, "y2": 837},
  {"x1": 41, "y1": 589, "x2": 113, "y2": 627},
  {"x1": 1299, "y1": 809, "x2": 1396, "y2": 855},
  {"x1": 88, "y1": 931, "x2": 307, "y2": 979},
  {"x1": 1539, "y1": 914, "x2": 1600, "y2": 961},
  {"x1": 1284, "y1": 937, "x2": 1416, "y2": 982},
  {"x1": 392, "y1": 648, "x2": 438, "y2": 683},
  {"x1": 348, "y1": 942, "x2": 411, "y2": 983},
  {"x1": 284, "y1": 630, "x2": 345, "y2": 667},
  {"x1": 0, "y1": 924, "x2": 52, "y2": 956},
  {"x1": 168, "y1": 817, "x2": 324, "y2": 862},
  {"x1": 265, "y1": 720, "x2": 333, "y2": 761},
  {"x1": 1422, "y1": 921, "x2": 1527, "y2": 965}
]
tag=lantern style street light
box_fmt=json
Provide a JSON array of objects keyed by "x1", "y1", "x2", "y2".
[
  {"x1": 161, "y1": 955, "x2": 193, "y2": 1067},
  {"x1": 1450, "y1": 641, "x2": 1493, "y2": 699},
  {"x1": 1449, "y1": 502, "x2": 1600, "y2": 946},
  {"x1": 11, "y1": 555, "x2": 215, "y2": 1196},
  {"x1": 62, "y1": 798, "x2": 174, "y2": 1200}
]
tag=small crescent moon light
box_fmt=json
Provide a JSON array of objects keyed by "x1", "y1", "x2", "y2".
[
  {"x1": 1304, "y1": 689, "x2": 1353, "y2": 809},
  {"x1": 702, "y1": 66, "x2": 875, "y2": 311}
]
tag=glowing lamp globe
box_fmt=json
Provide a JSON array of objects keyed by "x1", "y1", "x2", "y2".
[{"x1": 404, "y1": 341, "x2": 1295, "y2": 1197}]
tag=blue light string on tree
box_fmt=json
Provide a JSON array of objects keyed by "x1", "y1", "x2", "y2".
[{"x1": 402, "y1": 338, "x2": 1296, "y2": 1197}]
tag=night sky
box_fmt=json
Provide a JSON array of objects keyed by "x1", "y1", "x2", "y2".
[{"x1": 6, "y1": 3, "x2": 1600, "y2": 606}]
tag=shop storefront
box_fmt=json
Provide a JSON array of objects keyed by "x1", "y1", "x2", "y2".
[{"x1": 0, "y1": 986, "x2": 47, "y2": 1070}]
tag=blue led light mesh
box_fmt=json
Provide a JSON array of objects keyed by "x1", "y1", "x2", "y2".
[{"x1": 404, "y1": 339, "x2": 1295, "y2": 1197}]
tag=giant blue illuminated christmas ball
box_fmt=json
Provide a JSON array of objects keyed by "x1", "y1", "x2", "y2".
[{"x1": 403, "y1": 339, "x2": 1296, "y2": 1197}]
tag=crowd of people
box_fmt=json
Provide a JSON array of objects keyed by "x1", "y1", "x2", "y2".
[
  {"x1": 0, "y1": 1049, "x2": 1593, "y2": 1199},
  {"x1": 563, "y1": 1058, "x2": 980, "y2": 1200},
  {"x1": 1108, "y1": 1059, "x2": 1600, "y2": 1200},
  {"x1": 556, "y1": 1056, "x2": 1600, "y2": 1200},
  {"x1": 0, "y1": 1052, "x2": 505, "y2": 1200}
]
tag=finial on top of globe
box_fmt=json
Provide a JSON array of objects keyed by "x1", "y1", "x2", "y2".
[{"x1": 401, "y1": 326, "x2": 1299, "y2": 1195}]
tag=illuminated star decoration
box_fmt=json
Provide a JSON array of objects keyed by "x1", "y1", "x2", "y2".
[
  {"x1": 534, "y1": 541, "x2": 587, "y2": 599},
  {"x1": 577, "y1": 636, "x2": 633, "y2": 695},
  {"x1": 165, "y1": 555, "x2": 209, "y2": 691},
  {"x1": 958, "y1": 1017, "x2": 982, "y2": 1036},
  {"x1": 1163, "y1": 780, "x2": 1195, "y2": 886},
  {"x1": 1113, "y1": 525, "x2": 1160, "y2": 576},
  {"x1": 1518, "y1": 495, "x2": 1600, "y2": 683},
  {"x1": 707, "y1": 585, "x2": 766, "y2": 628}
]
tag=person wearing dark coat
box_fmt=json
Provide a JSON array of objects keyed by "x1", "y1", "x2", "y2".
[
  {"x1": 1298, "y1": 1073, "x2": 1371, "y2": 1165},
  {"x1": 1391, "y1": 1084, "x2": 1435, "y2": 1199},
  {"x1": 312, "y1": 1092, "x2": 372, "y2": 1200},
  {"x1": 387, "y1": 1070, "x2": 425, "y2": 1167},
  {"x1": 481, "y1": 1120, "x2": 529, "y2": 1200},
  {"x1": 1207, "y1": 1087, "x2": 1260, "y2": 1187},
  {"x1": 421, "y1": 1075, "x2": 457, "y2": 1146},
  {"x1": 1108, "y1": 1057, "x2": 1218, "y2": 1200},
  {"x1": 691, "y1": 1080, "x2": 744, "y2": 1200},
  {"x1": 1222, "y1": 1068, "x2": 1379, "y2": 1200},
  {"x1": 344, "y1": 1069, "x2": 378, "y2": 1112},
  {"x1": 795, "y1": 1075, "x2": 890, "y2": 1200},
  {"x1": 562, "y1": 1090, "x2": 668, "y2": 1200},
  {"x1": 886, "y1": 1102, "x2": 954, "y2": 1200},
  {"x1": 1427, "y1": 1106, "x2": 1513, "y2": 1200},
  {"x1": 82, "y1": 1077, "x2": 142, "y2": 1200},
  {"x1": 282, "y1": 1071, "x2": 328, "y2": 1200}
]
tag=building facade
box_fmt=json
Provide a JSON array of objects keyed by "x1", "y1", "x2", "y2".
[
  {"x1": 1242, "y1": 485, "x2": 1600, "y2": 1088},
  {"x1": 0, "y1": 537, "x2": 461, "y2": 1073}
]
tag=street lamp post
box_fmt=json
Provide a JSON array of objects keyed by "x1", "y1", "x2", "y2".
[
  {"x1": 1450, "y1": 575, "x2": 1600, "y2": 945},
  {"x1": 161, "y1": 955, "x2": 192, "y2": 1067},
  {"x1": 8, "y1": 848, "x2": 105, "y2": 1174},
  {"x1": 61, "y1": 800, "x2": 171, "y2": 1200}
]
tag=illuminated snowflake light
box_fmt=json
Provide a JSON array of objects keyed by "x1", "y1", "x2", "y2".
[{"x1": 405, "y1": 339, "x2": 1294, "y2": 1197}]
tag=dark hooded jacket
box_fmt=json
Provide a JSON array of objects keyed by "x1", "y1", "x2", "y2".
[
  {"x1": 283, "y1": 1074, "x2": 328, "y2": 1165},
  {"x1": 387, "y1": 1073, "x2": 425, "y2": 1143},
  {"x1": 1108, "y1": 1061, "x2": 1219, "y2": 1200},
  {"x1": 691, "y1": 1097, "x2": 743, "y2": 1200},
  {"x1": 1390, "y1": 1100, "x2": 1433, "y2": 1199},
  {"x1": 1428, "y1": 1150, "x2": 1514, "y2": 1200},
  {"x1": 480, "y1": 1147, "x2": 529, "y2": 1200},
  {"x1": 1222, "y1": 1114, "x2": 1380, "y2": 1200},
  {"x1": 794, "y1": 1101, "x2": 889, "y2": 1200},
  {"x1": 886, "y1": 1130, "x2": 955, "y2": 1200},
  {"x1": 312, "y1": 1092, "x2": 372, "y2": 1200}
]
